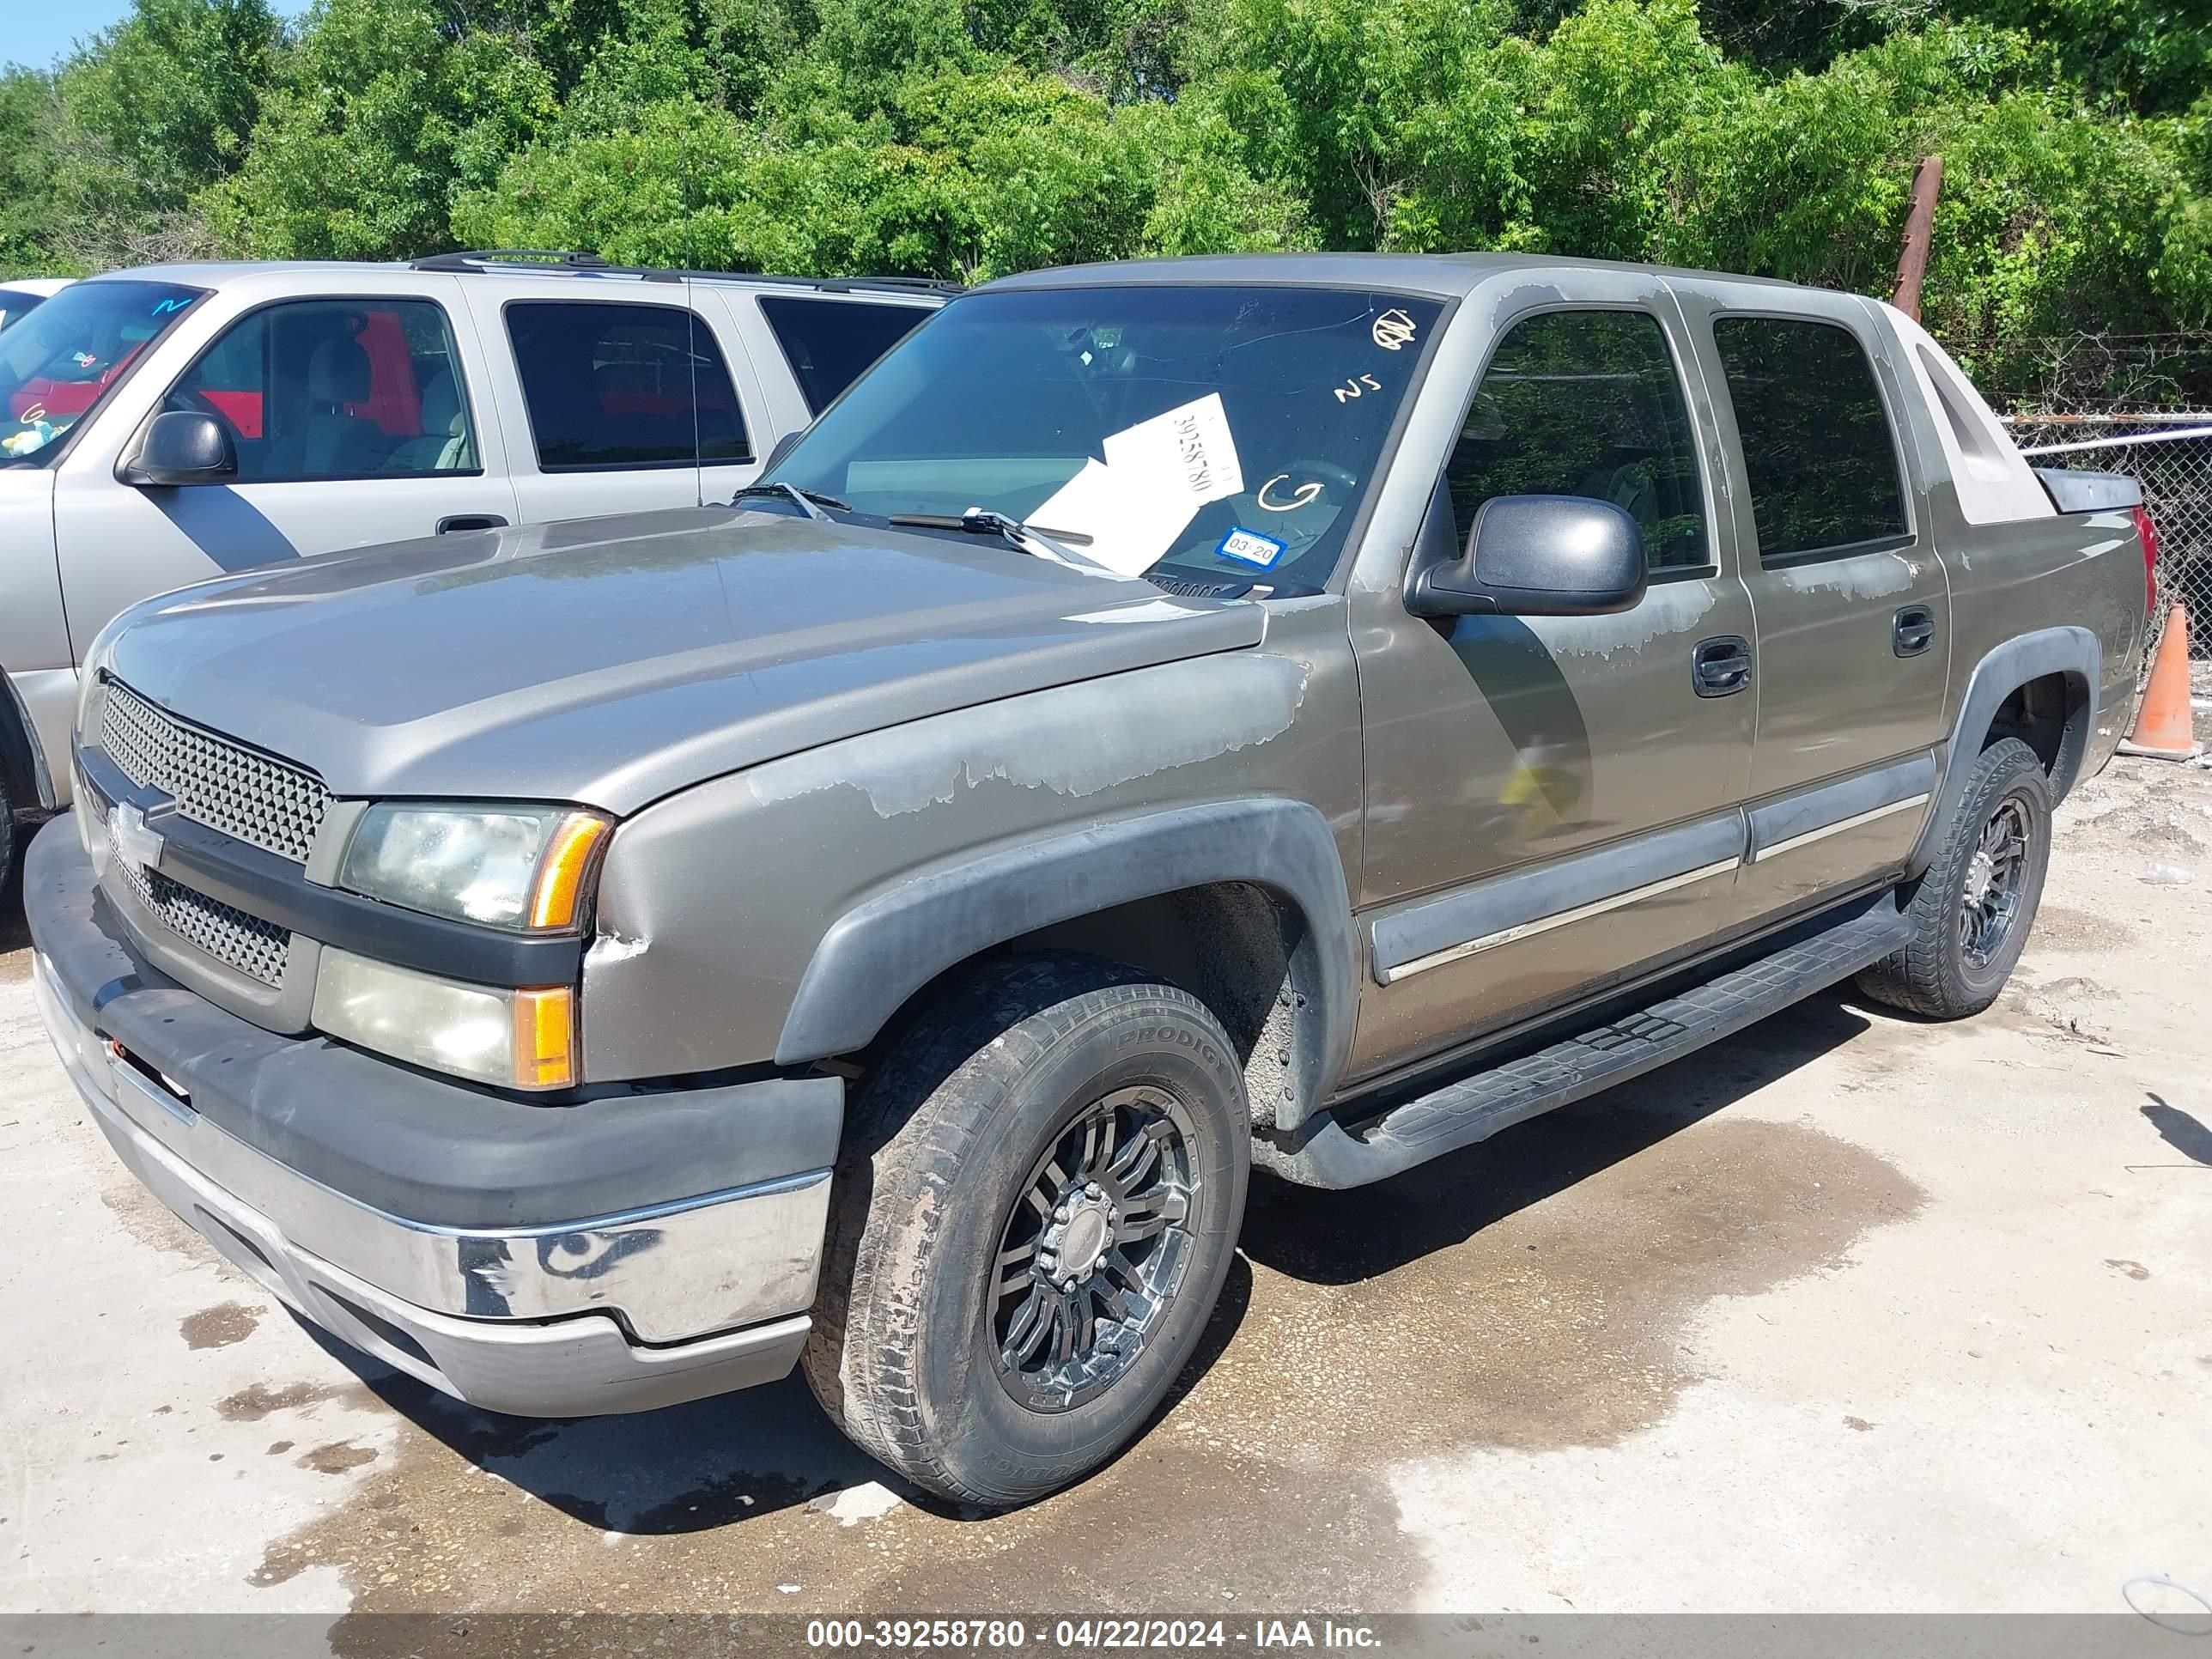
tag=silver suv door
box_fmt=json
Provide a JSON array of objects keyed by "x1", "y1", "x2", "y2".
[
  {"x1": 52, "y1": 275, "x2": 519, "y2": 658},
  {"x1": 1345, "y1": 271, "x2": 1758, "y2": 1085},
  {"x1": 1672, "y1": 289, "x2": 1951, "y2": 924},
  {"x1": 466, "y1": 285, "x2": 766, "y2": 521}
]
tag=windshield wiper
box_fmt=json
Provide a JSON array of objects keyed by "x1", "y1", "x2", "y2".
[
  {"x1": 728, "y1": 481, "x2": 851, "y2": 520},
  {"x1": 887, "y1": 508, "x2": 1113, "y2": 575}
]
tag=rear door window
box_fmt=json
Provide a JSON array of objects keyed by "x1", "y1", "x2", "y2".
[
  {"x1": 504, "y1": 301, "x2": 750, "y2": 470},
  {"x1": 1712, "y1": 317, "x2": 1908, "y2": 561},
  {"x1": 757, "y1": 296, "x2": 933, "y2": 416},
  {"x1": 1446, "y1": 308, "x2": 1710, "y2": 572},
  {"x1": 165, "y1": 297, "x2": 478, "y2": 481}
]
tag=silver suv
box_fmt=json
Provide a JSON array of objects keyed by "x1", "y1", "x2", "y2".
[
  {"x1": 24, "y1": 252, "x2": 2151, "y2": 1510},
  {"x1": 0, "y1": 252, "x2": 951, "y2": 889}
]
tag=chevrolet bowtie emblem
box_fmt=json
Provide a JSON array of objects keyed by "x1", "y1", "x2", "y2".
[{"x1": 109, "y1": 800, "x2": 167, "y2": 872}]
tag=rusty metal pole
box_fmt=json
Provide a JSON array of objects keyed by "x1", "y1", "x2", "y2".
[{"x1": 1892, "y1": 155, "x2": 1943, "y2": 321}]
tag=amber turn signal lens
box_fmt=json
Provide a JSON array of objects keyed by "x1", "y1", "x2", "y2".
[
  {"x1": 527, "y1": 814, "x2": 608, "y2": 932},
  {"x1": 512, "y1": 986, "x2": 575, "y2": 1090}
]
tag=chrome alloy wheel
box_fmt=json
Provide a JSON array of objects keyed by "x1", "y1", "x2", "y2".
[
  {"x1": 990, "y1": 1085, "x2": 1197, "y2": 1413},
  {"x1": 1960, "y1": 793, "x2": 2033, "y2": 969}
]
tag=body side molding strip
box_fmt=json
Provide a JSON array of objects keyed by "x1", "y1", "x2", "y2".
[
  {"x1": 1751, "y1": 793, "x2": 1930, "y2": 863},
  {"x1": 1744, "y1": 752, "x2": 1938, "y2": 864},
  {"x1": 1369, "y1": 811, "x2": 1747, "y2": 985},
  {"x1": 1380, "y1": 858, "x2": 1741, "y2": 983}
]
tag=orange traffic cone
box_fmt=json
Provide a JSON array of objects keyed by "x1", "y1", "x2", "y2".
[{"x1": 2118, "y1": 603, "x2": 2201, "y2": 761}]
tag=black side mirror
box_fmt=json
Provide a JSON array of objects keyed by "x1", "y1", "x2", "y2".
[
  {"x1": 763, "y1": 430, "x2": 805, "y2": 472},
  {"x1": 122, "y1": 410, "x2": 235, "y2": 487},
  {"x1": 1408, "y1": 493, "x2": 1647, "y2": 618}
]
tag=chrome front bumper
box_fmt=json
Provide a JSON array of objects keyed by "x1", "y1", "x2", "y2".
[{"x1": 33, "y1": 949, "x2": 824, "y2": 1416}]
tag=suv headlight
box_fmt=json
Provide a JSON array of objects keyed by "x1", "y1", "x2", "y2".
[{"x1": 337, "y1": 803, "x2": 608, "y2": 932}]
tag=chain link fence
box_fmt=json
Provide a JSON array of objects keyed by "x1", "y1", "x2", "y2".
[
  {"x1": 2002, "y1": 415, "x2": 2212, "y2": 657},
  {"x1": 1978, "y1": 330, "x2": 2212, "y2": 658}
]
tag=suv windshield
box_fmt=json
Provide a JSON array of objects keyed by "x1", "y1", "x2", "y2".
[
  {"x1": 769, "y1": 284, "x2": 1444, "y2": 589},
  {"x1": 1, "y1": 278, "x2": 204, "y2": 463}
]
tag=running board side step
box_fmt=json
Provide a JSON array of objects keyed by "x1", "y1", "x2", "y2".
[{"x1": 1264, "y1": 898, "x2": 1915, "y2": 1189}]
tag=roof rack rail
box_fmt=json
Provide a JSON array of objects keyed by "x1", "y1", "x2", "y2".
[
  {"x1": 410, "y1": 249, "x2": 633, "y2": 273},
  {"x1": 407, "y1": 248, "x2": 963, "y2": 296}
]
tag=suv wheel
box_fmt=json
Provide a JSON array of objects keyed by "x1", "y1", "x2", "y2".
[
  {"x1": 1857, "y1": 736, "x2": 2051, "y2": 1019},
  {"x1": 802, "y1": 952, "x2": 1249, "y2": 1509}
]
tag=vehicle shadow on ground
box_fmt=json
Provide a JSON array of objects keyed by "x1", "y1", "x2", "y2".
[
  {"x1": 301, "y1": 1253, "x2": 1258, "y2": 1534},
  {"x1": 298, "y1": 989, "x2": 1869, "y2": 1534},
  {"x1": 1240, "y1": 988, "x2": 1876, "y2": 1285}
]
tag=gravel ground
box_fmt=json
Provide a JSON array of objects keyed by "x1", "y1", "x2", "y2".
[{"x1": 2, "y1": 683, "x2": 2208, "y2": 1630}]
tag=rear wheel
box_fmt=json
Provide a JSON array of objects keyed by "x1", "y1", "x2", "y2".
[
  {"x1": 802, "y1": 952, "x2": 1249, "y2": 1509},
  {"x1": 1857, "y1": 736, "x2": 2051, "y2": 1019}
]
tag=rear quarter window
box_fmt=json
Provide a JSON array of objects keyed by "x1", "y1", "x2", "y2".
[
  {"x1": 758, "y1": 295, "x2": 933, "y2": 416},
  {"x1": 1714, "y1": 316, "x2": 1908, "y2": 562}
]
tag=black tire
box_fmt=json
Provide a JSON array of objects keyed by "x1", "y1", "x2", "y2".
[
  {"x1": 0, "y1": 766, "x2": 14, "y2": 906},
  {"x1": 1856, "y1": 736, "x2": 2051, "y2": 1019},
  {"x1": 802, "y1": 951, "x2": 1249, "y2": 1509}
]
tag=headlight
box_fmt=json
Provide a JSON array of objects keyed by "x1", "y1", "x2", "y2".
[
  {"x1": 337, "y1": 803, "x2": 608, "y2": 932},
  {"x1": 312, "y1": 947, "x2": 575, "y2": 1090}
]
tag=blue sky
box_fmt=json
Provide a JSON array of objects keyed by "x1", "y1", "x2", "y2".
[{"x1": 8, "y1": 0, "x2": 142, "y2": 70}]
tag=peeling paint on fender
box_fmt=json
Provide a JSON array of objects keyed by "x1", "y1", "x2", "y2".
[
  {"x1": 586, "y1": 931, "x2": 650, "y2": 966},
  {"x1": 744, "y1": 655, "x2": 1310, "y2": 818}
]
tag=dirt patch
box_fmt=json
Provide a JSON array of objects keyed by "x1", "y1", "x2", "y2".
[
  {"x1": 254, "y1": 1095, "x2": 1922, "y2": 1624},
  {"x1": 99, "y1": 1173, "x2": 215, "y2": 1262},
  {"x1": 219, "y1": 1380, "x2": 349, "y2": 1422},
  {"x1": 2033, "y1": 904, "x2": 2136, "y2": 954},
  {"x1": 2004, "y1": 973, "x2": 2123, "y2": 1048},
  {"x1": 2132, "y1": 817, "x2": 2208, "y2": 860},
  {"x1": 180, "y1": 1302, "x2": 261, "y2": 1350},
  {"x1": 299, "y1": 1442, "x2": 380, "y2": 1475}
]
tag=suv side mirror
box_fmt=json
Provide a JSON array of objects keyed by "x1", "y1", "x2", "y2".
[
  {"x1": 1407, "y1": 494, "x2": 1647, "y2": 618},
  {"x1": 123, "y1": 410, "x2": 236, "y2": 487}
]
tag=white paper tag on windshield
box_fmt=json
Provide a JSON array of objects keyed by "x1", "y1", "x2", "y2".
[{"x1": 1033, "y1": 393, "x2": 1244, "y2": 577}]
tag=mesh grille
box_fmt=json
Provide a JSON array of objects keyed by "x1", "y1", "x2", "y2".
[
  {"x1": 118, "y1": 857, "x2": 292, "y2": 988},
  {"x1": 100, "y1": 678, "x2": 330, "y2": 864}
]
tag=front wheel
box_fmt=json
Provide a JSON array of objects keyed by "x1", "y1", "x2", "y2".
[
  {"x1": 802, "y1": 953, "x2": 1249, "y2": 1509},
  {"x1": 1857, "y1": 736, "x2": 2052, "y2": 1019}
]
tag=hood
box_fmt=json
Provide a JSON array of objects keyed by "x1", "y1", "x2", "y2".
[{"x1": 101, "y1": 507, "x2": 1267, "y2": 813}]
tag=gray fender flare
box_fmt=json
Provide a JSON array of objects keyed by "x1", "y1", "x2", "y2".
[
  {"x1": 2, "y1": 666, "x2": 59, "y2": 811},
  {"x1": 773, "y1": 797, "x2": 1358, "y2": 1097},
  {"x1": 1908, "y1": 624, "x2": 2100, "y2": 875}
]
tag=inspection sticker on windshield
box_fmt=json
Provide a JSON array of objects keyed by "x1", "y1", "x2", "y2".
[{"x1": 1215, "y1": 527, "x2": 1287, "y2": 568}]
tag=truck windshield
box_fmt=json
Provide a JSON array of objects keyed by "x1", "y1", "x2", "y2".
[
  {"x1": 769, "y1": 284, "x2": 1444, "y2": 589},
  {"x1": 0, "y1": 278, "x2": 204, "y2": 464}
]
